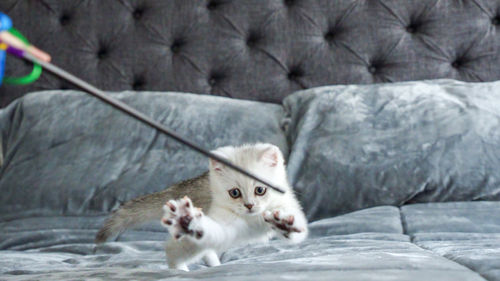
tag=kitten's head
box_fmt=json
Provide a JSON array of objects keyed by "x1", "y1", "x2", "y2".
[{"x1": 208, "y1": 143, "x2": 289, "y2": 216}]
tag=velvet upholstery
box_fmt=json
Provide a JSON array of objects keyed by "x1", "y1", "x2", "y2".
[
  {"x1": 1, "y1": 203, "x2": 497, "y2": 280},
  {"x1": 1, "y1": 0, "x2": 500, "y2": 279},
  {"x1": 1, "y1": 83, "x2": 499, "y2": 280},
  {"x1": 0, "y1": 90, "x2": 287, "y2": 218},
  {"x1": 284, "y1": 79, "x2": 500, "y2": 221},
  {"x1": 1, "y1": 0, "x2": 500, "y2": 106}
]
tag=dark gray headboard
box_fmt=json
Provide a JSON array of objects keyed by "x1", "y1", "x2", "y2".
[{"x1": 1, "y1": 0, "x2": 499, "y2": 107}]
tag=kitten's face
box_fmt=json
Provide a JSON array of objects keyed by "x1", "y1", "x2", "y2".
[
  {"x1": 209, "y1": 144, "x2": 288, "y2": 216},
  {"x1": 224, "y1": 182, "x2": 270, "y2": 216}
]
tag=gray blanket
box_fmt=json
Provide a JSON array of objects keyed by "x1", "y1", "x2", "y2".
[
  {"x1": 1, "y1": 202, "x2": 499, "y2": 280},
  {"x1": 2, "y1": 82, "x2": 500, "y2": 280}
]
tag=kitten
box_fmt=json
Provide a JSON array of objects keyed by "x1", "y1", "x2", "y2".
[{"x1": 95, "y1": 143, "x2": 308, "y2": 271}]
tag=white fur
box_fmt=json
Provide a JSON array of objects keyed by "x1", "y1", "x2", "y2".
[{"x1": 162, "y1": 143, "x2": 308, "y2": 271}]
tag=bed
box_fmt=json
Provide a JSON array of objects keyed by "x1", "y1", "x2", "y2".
[{"x1": 1, "y1": 1, "x2": 500, "y2": 280}]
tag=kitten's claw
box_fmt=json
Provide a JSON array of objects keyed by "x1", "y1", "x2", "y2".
[
  {"x1": 264, "y1": 210, "x2": 305, "y2": 238},
  {"x1": 165, "y1": 201, "x2": 177, "y2": 213},
  {"x1": 161, "y1": 197, "x2": 204, "y2": 240}
]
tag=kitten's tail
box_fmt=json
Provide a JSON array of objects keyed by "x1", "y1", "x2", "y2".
[{"x1": 95, "y1": 189, "x2": 171, "y2": 243}]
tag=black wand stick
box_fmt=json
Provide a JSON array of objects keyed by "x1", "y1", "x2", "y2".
[{"x1": 17, "y1": 53, "x2": 286, "y2": 194}]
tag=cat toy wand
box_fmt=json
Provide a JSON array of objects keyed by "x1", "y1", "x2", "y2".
[{"x1": 0, "y1": 33, "x2": 286, "y2": 194}]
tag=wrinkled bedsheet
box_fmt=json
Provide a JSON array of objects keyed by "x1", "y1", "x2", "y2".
[{"x1": 1, "y1": 202, "x2": 499, "y2": 281}]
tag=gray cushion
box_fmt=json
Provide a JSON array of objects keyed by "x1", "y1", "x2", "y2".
[
  {"x1": 2, "y1": 0, "x2": 500, "y2": 106},
  {"x1": 402, "y1": 202, "x2": 500, "y2": 281},
  {"x1": 0, "y1": 90, "x2": 287, "y2": 219},
  {"x1": 284, "y1": 79, "x2": 500, "y2": 221}
]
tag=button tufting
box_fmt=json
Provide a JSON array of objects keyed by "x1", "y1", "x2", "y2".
[
  {"x1": 493, "y1": 16, "x2": 500, "y2": 25},
  {"x1": 60, "y1": 14, "x2": 71, "y2": 26},
  {"x1": 208, "y1": 72, "x2": 225, "y2": 86},
  {"x1": 207, "y1": 1, "x2": 219, "y2": 10},
  {"x1": 368, "y1": 66, "x2": 377, "y2": 74},
  {"x1": 133, "y1": 8, "x2": 144, "y2": 20},
  {"x1": 246, "y1": 32, "x2": 261, "y2": 47},
  {"x1": 132, "y1": 78, "x2": 145, "y2": 90},
  {"x1": 208, "y1": 78, "x2": 217, "y2": 86},
  {"x1": 324, "y1": 29, "x2": 337, "y2": 41},
  {"x1": 288, "y1": 66, "x2": 304, "y2": 80},
  {"x1": 451, "y1": 60, "x2": 461, "y2": 68},
  {"x1": 97, "y1": 48, "x2": 108, "y2": 59},
  {"x1": 406, "y1": 25, "x2": 416, "y2": 33},
  {"x1": 170, "y1": 39, "x2": 185, "y2": 53}
]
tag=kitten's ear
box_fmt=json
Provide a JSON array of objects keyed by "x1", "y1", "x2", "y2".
[
  {"x1": 259, "y1": 145, "x2": 284, "y2": 167},
  {"x1": 210, "y1": 158, "x2": 223, "y2": 172},
  {"x1": 209, "y1": 150, "x2": 227, "y2": 172}
]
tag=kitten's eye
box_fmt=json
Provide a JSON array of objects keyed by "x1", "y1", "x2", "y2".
[
  {"x1": 254, "y1": 186, "x2": 267, "y2": 196},
  {"x1": 228, "y1": 188, "x2": 241, "y2": 198}
]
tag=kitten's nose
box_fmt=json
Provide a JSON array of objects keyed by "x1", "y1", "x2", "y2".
[{"x1": 244, "y1": 203, "x2": 254, "y2": 210}]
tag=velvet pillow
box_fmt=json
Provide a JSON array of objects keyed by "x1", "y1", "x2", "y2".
[
  {"x1": 0, "y1": 91, "x2": 287, "y2": 219},
  {"x1": 284, "y1": 80, "x2": 500, "y2": 221}
]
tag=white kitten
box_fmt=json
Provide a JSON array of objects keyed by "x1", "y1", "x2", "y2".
[
  {"x1": 95, "y1": 143, "x2": 308, "y2": 271},
  {"x1": 161, "y1": 144, "x2": 308, "y2": 270}
]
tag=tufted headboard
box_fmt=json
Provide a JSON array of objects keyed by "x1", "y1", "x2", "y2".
[{"x1": 1, "y1": 0, "x2": 500, "y2": 107}]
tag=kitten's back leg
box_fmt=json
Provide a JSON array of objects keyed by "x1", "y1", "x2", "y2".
[
  {"x1": 176, "y1": 263, "x2": 189, "y2": 271},
  {"x1": 165, "y1": 238, "x2": 205, "y2": 271},
  {"x1": 203, "y1": 250, "x2": 220, "y2": 267}
]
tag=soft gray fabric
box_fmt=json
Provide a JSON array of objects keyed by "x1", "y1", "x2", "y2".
[
  {"x1": 0, "y1": 90, "x2": 287, "y2": 219},
  {"x1": 1, "y1": 85, "x2": 500, "y2": 280},
  {"x1": 402, "y1": 202, "x2": 500, "y2": 281},
  {"x1": 1, "y1": 203, "x2": 493, "y2": 281},
  {"x1": 1, "y1": 1, "x2": 499, "y2": 278},
  {"x1": 2, "y1": 0, "x2": 500, "y2": 106},
  {"x1": 307, "y1": 206, "x2": 403, "y2": 238},
  {"x1": 284, "y1": 79, "x2": 500, "y2": 221}
]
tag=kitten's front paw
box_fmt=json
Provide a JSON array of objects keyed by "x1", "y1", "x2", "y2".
[
  {"x1": 263, "y1": 210, "x2": 306, "y2": 241},
  {"x1": 161, "y1": 196, "x2": 204, "y2": 240}
]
